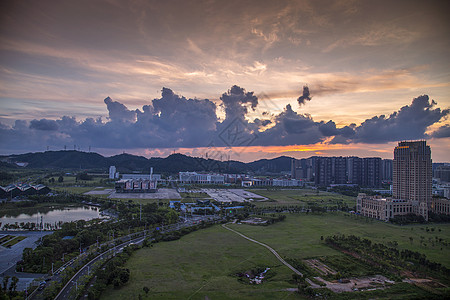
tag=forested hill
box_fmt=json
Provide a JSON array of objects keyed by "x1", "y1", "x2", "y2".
[{"x1": 0, "y1": 150, "x2": 294, "y2": 174}]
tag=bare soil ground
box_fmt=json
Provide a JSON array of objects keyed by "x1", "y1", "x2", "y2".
[
  {"x1": 304, "y1": 259, "x2": 337, "y2": 275},
  {"x1": 313, "y1": 275, "x2": 394, "y2": 293}
]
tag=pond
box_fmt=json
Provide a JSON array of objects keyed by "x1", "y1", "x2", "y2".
[{"x1": 0, "y1": 206, "x2": 108, "y2": 230}]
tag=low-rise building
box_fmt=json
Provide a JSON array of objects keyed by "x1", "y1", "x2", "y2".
[
  {"x1": 356, "y1": 193, "x2": 414, "y2": 222},
  {"x1": 122, "y1": 173, "x2": 162, "y2": 181},
  {"x1": 179, "y1": 172, "x2": 225, "y2": 184},
  {"x1": 114, "y1": 179, "x2": 157, "y2": 193},
  {"x1": 241, "y1": 178, "x2": 302, "y2": 187},
  {"x1": 429, "y1": 198, "x2": 450, "y2": 215}
]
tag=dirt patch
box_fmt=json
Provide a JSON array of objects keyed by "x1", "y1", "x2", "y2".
[
  {"x1": 403, "y1": 278, "x2": 448, "y2": 289},
  {"x1": 235, "y1": 267, "x2": 272, "y2": 284},
  {"x1": 311, "y1": 275, "x2": 394, "y2": 293},
  {"x1": 304, "y1": 259, "x2": 337, "y2": 276}
]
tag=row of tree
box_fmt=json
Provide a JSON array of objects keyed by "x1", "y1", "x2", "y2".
[
  {"x1": 0, "y1": 276, "x2": 20, "y2": 299},
  {"x1": 325, "y1": 234, "x2": 450, "y2": 283}
]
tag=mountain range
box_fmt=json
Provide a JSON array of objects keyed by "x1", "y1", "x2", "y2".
[{"x1": 0, "y1": 151, "x2": 293, "y2": 174}]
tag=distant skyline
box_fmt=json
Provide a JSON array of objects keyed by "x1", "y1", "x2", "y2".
[{"x1": 0, "y1": 0, "x2": 449, "y2": 162}]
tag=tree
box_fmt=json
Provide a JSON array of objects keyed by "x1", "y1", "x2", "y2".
[
  {"x1": 9, "y1": 276, "x2": 18, "y2": 293},
  {"x1": 2, "y1": 276, "x2": 9, "y2": 291},
  {"x1": 58, "y1": 176, "x2": 64, "y2": 183},
  {"x1": 165, "y1": 209, "x2": 179, "y2": 224}
]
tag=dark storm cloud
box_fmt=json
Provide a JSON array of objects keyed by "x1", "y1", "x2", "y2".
[
  {"x1": 0, "y1": 87, "x2": 448, "y2": 152},
  {"x1": 220, "y1": 85, "x2": 258, "y2": 120},
  {"x1": 104, "y1": 96, "x2": 136, "y2": 122},
  {"x1": 431, "y1": 125, "x2": 450, "y2": 138},
  {"x1": 349, "y1": 95, "x2": 449, "y2": 143},
  {"x1": 297, "y1": 86, "x2": 312, "y2": 105},
  {"x1": 29, "y1": 119, "x2": 59, "y2": 131},
  {"x1": 257, "y1": 104, "x2": 323, "y2": 146}
]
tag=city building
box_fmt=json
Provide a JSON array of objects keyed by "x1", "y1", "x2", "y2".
[
  {"x1": 292, "y1": 156, "x2": 384, "y2": 188},
  {"x1": 393, "y1": 141, "x2": 431, "y2": 220},
  {"x1": 122, "y1": 173, "x2": 162, "y2": 181},
  {"x1": 434, "y1": 165, "x2": 450, "y2": 183},
  {"x1": 114, "y1": 179, "x2": 157, "y2": 193},
  {"x1": 0, "y1": 184, "x2": 51, "y2": 199},
  {"x1": 357, "y1": 140, "x2": 432, "y2": 221},
  {"x1": 429, "y1": 198, "x2": 450, "y2": 216},
  {"x1": 241, "y1": 178, "x2": 302, "y2": 187},
  {"x1": 109, "y1": 166, "x2": 118, "y2": 179},
  {"x1": 356, "y1": 193, "x2": 413, "y2": 221},
  {"x1": 179, "y1": 172, "x2": 225, "y2": 184},
  {"x1": 381, "y1": 159, "x2": 393, "y2": 181},
  {"x1": 291, "y1": 157, "x2": 314, "y2": 181}
]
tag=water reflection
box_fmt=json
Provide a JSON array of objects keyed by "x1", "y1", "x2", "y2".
[{"x1": 0, "y1": 206, "x2": 107, "y2": 230}]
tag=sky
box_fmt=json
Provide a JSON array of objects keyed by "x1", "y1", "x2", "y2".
[{"x1": 0, "y1": 0, "x2": 449, "y2": 162}]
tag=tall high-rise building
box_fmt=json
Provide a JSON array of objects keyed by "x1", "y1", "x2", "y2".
[
  {"x1": 393, "y1": 141, "x2": 432, "y2": 220},
  {"x1": 109, "y1": 165, "x2": 117, "y2": 179},
  {"x1": 362, "y1": 157, "x2": 382, "y2": 188},
  {"x1": 381, "y1": 159, "x2": 393, "y2": 181}
]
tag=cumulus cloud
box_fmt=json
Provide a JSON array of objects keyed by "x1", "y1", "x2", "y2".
[
  {"x1": 0, "y1": 87, "x2": 448, "y2": 153},
  {"x1": 220, "y1": 85, "x2": 258, "y2": 120},
  {"x1": 29, "y1": 119, "x2": 59, "y2": 131},
  {"x1": 104, "y1": 96, "x2": 137, "y2": 122},
  {"x1": 431, "y1": 125, "x2": 450, "y2": 139},
  {"x1": 297, "y1": 85, "x2": 312, "y2": 105},
  {"x1": 349, "y1": 95, "x2": 449, "y2": 143}
]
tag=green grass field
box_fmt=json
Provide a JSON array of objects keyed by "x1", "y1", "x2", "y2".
[
  {"x1": 101, "y1": 225, "x2": 298, "y2": 300},
  {"x1": 249, "y1": 189, "x2": 355, "y2": 208},
  {"x1": 228, "y1": 212, "x2": 450, "y2": 267},
  {"x1": 101, "y1": 213, "x2": 450, "y2": 299},
  {"x1": 1, "y1": 235, "x2": 26, "y2": 247}
]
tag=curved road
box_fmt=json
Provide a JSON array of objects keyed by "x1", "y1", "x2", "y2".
[{"x1": 222, "y1": 223, "x2": 303, "y2": 276}]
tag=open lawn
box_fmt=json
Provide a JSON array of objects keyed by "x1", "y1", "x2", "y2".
[
  {"x1": 101, "y1": 225, "x2": 298, "y2": 300},
  {"x1": 249, "y1": 189, "x2": 355, "y2": 208},
  {"x1": 51, "y1": 186, "x2": 97, "y2": 194},
  {"x1": 1, "y1": 235, "x2": 26, "y2": 247},
  {"x1": 228, "y1": 212, "x2": 450, "y2": 268},
  {"x1": 102, "y1": 213, "x2": 450, "y2": 299}
]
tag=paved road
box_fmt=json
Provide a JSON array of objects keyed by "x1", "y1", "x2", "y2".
[
  {"x1": 222, "y1": 223, "x2": 303, "y2": 276},
  {"x1": 0, "y1": 231, "x2": 51, "y2": 291},
  {"x1": 54, "y1": 235, "x2": 147, "y2": 300}
]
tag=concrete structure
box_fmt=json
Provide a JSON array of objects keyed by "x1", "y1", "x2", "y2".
[
  {"x1": 114, "y1": 179, "x2": 157, "y2": 193},
  {"x1": 434, "y1": 165, "x2": 450, "y2": 183},
  {"x1": 393, "y1": 141, "x2": 431, "y2": 220},
  {"x1": 109, "y1": 166, "x2": 118, "y2": 179},
  {"x1": 292, "y1": 156, "x2": 384, "y2": 187},
  {"x1": 0, "y1": 184, "x2": 50, "y2": 198},
  {"x1": 429, "y1": 198, "x2": 450, "y2": 215},
  {"x1": 122, "y1": 173, "x2": 161, "y2": 181},
  {"x1": 381, "y1": 159, "x2": 393, "y2": 181},
  {"x1": 179, "y1": 172, "x2": 225, "y2": 184},
  {"x1": 291, "y1": 157, "x2": 314, "y2": 181},
  {"x1": 357, "y1": 140, "x2": 432, "y2": 221},
  {"x1": 241, "y1": 178, "x2": 302, "y2": 187},
  {"x1": 357, "y1": 193, "x2": 413, "y2": 221}
]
